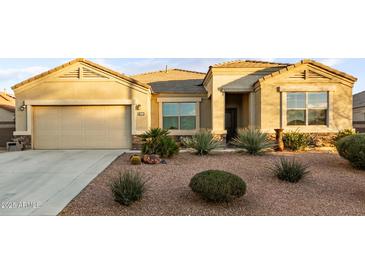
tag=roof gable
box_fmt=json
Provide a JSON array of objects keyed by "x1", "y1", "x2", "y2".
[
  {"x1": 12, "y1": 58, "x2": 150, "y2": 90},
  {"x1": 256, "y1": 59, "x2": 357, "y2": 86}
]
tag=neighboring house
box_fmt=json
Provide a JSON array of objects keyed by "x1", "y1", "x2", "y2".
[
  {"x1": 0, "y1": 91, "x2": 15, "y2": 147},
  {"x1": 12, "y1": 58, "x2": 357, "y2": 149},
  {"x1": 353, "y1": 90, "x2": 365, "y2": 132}
]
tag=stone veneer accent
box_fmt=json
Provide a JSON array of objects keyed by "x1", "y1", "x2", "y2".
[
  {"x1": 18, "y1": 132, "x2": 338, "y2": 150},
  {"x1": 307, "y1": 133, "x2": 337, "y2": 147},
  {"x1": 14, "y1": 135, "x2": 31, "y2": 150},
  {"x1": 132, "y1": 135, "x2": 143, "y2": 150},
  {"x1": 268, "y1": 132, "x2": 337, "y2": 148}
]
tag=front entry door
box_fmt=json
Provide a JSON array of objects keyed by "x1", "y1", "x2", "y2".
[{"x1": 225, "y1": 108, "x2": 237, "y2": 143}]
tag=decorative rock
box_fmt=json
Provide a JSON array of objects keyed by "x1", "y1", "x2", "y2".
[
  {"x1": 142, "y1": 154, "x2": 161, "y2": 164},
  {"x1": 160, "y1": 159, "x2": 167, "y2": 164}
]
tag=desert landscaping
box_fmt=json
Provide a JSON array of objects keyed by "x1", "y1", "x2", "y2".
[{"x1": 60, "y1": 150, "x2": 365, "y2": 216}]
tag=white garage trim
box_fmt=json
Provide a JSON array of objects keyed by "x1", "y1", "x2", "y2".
[
  {"x1": 24, "y1": 99, "x2": 133, "y2": 106},
  {"x1": 14, "y1": 99, "x2": 143, "y2": 138}
]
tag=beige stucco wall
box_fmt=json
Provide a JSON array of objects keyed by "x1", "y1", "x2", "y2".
[
  {"x1": 13, "y1": 62, "x2": 151, "y2": 135},
  {"x1": 258, "y1": 64, "x2": 354, "y2": 133},
  {"x1": 151, "y1": 94, "x2": 159, "y2": 128}
]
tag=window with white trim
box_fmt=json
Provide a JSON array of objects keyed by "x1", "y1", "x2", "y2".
[
  {"x1": 287, "y1": 92, "x2": 328, "y2": 126},
  {"x1": 162, "y1": 102, "x2": 196, "y2": 130}
]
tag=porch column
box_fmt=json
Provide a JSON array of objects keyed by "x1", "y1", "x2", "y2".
[
  {"x1": 211, "y1": 90, "x2": 226, "y2": 135},
  {"x1": 249, "y1": 92, "x2": 256, "y2": 128}
]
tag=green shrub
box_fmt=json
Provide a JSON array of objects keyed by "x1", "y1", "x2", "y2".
[
  {"x1": 335, "y1": 134, "x2": 365, "y2": 169},
  {"x1": 333, "y1": 129, "x2": 356, "y2": 143},
  {"x1": 231, "y1": 129, "x2": 275, "y2": 155},
  {"x1": 271, "y1": 158, "x2": 309, "y2": 183},
  {"x1": 140, "y1": 128, "x2": 179, "y2": 157},
  {"x1": 283, "y1": 129, "x2": 310, "y2": 151},
  {"x1": 110, "y1": 171, "x2": 146, "y2": 206},
  {"x1": 189, "y1": 170, "x2": 246, "y2": 202},
  {"x1": 158, "y1": 136, "x2": 179, "y2": 157},
  {"x1": 183, "y1": 131, "x2": 221, "y2": 155}
]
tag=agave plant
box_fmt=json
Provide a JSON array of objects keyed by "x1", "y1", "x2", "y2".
[
  {"x1": 271, "y1": 158, "x2": 310, "y2": 183},
  {"x1": 183, "y1": 130, "x2": 221, "y2": 155},
  {"x1": 231, "y1": 128, "x2": 275, "y2": 155},
  {"x1": 110, "y1": 171, "x2": 147, "y2": 206}
]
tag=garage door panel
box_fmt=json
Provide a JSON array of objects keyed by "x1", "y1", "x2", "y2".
[{"x1": 33, "y1": 106, "x2": 131, "y2": 149}]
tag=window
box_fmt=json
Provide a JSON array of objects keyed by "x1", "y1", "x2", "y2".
[
  {"x1": 287, "y1": 92, "x2": 328, "y2": 126},
  {"x1": 287, "y1": 93, "x2": 306, "y2": 125},
  {"x1": 162, "y1": 102, "x2": 196, "y2": 130}
]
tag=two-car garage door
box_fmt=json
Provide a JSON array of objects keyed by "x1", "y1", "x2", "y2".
[{"x1": 33, "y1": 106, "x2": 131, "y2": 149}]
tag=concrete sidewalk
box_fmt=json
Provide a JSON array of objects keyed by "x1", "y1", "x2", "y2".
[{"x1": 0, "y1": 150, "x2": 123, "y2": 216}]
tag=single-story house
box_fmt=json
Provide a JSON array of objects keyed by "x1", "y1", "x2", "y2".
[
  {"x1": 0, "y1": 91, "x2": 15, "y2": 147},
  {"x1": 353, "y1": 90, "x2": 365, "y2": 133},
  {"x1": 12, "y1": 58, "x2": 357, "y2": 149}
]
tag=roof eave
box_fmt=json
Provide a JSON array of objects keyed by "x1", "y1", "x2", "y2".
[
  {"x1": 12, "y1": 58, "x2": 151, "y2": 91},
  {"x1": 202, "y1": 66, "x2": 213, "y2": 86}
]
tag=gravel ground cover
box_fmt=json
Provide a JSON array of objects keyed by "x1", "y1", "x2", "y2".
[{"x1": 60, "y1": 151, "x2": 365, "y2": 216}]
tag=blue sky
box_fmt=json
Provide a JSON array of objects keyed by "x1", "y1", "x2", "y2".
[{"x1": 0, "y1": 58, "x2": 364, "y2": 94}]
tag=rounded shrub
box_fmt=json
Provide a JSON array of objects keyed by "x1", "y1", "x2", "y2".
[
  {"x1": 336, "y1": 134, "x2": 365, "y2": 169},
  {"x1": 189, "y1": 170, "x2": 246, "y2": 202}
]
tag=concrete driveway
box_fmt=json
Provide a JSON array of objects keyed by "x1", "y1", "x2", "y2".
[{"x1": 0, "y1": 150, "x2": 123, "y2": 216}]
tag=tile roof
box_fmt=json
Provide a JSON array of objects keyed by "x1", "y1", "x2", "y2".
[
  {"x1": 132, "y1": 68, "x2": 206, "y2": 94},
  {"x1": 212, "y1": 59, "x2": 290, "y2": 68},
  {"x1": 202, "y1": 59, "x2": 290, "y2": 84},
  {"x1": 0, "y1": 104, "x2": 15, "y2": 112},
  {"x1": 0, "y1": 92, "x2": 15, "y2": 111},
  {"x1": 11, "y1": 58, "x2": 150, "y2": 90}
]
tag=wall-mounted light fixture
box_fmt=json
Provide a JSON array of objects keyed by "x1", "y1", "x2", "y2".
[
  {"x1": 135, "y1": 104, "x2": 141, "y2": 110},
  {"x1": 19, "y1": 102, "x2": 26, "y2": 112}
]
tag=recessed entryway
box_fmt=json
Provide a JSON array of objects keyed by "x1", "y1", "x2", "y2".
[{"x1": 225, "y1": 93, "x2": 249, "y2": 142}]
